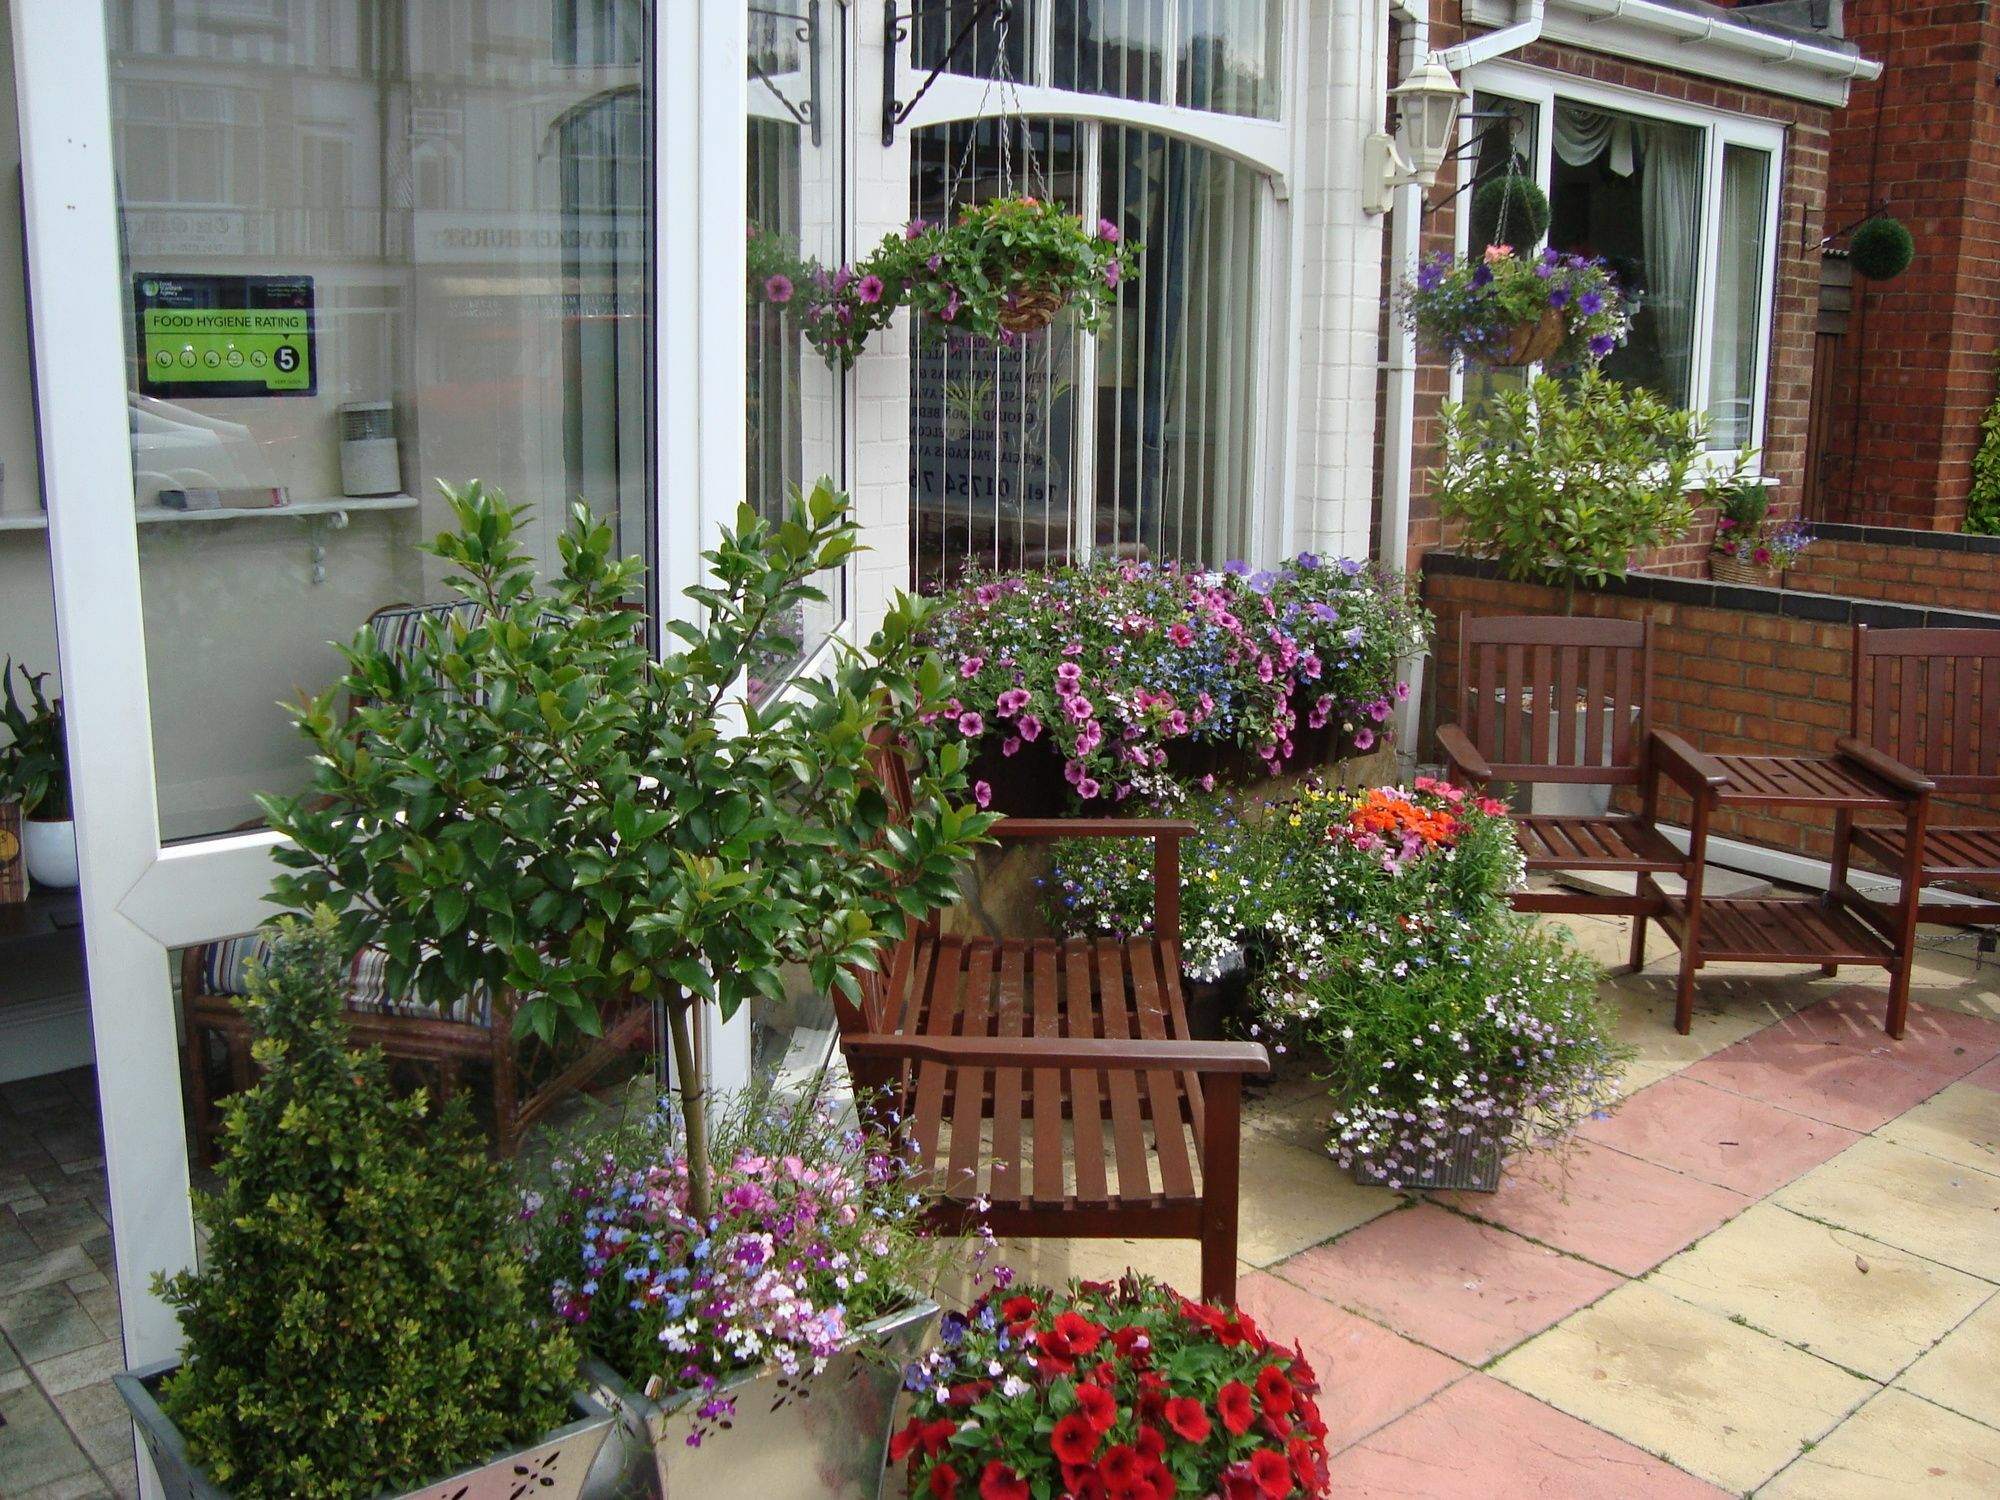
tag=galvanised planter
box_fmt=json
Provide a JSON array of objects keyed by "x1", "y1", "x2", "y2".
[
  {"x1": 584, "y1": 1298, "x2": 938, "y2": 1500},
  {"x1": 1350, "y1": 1127, "x2": 1507, "y2": 1194},
  {"x1": 113, "y1": 1361, "x2": 617, "y2": 1500}
]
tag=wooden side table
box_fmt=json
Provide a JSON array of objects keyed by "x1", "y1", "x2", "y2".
[{"x1": 1653, "y1": 754, "x2": 1924, "y2": 1035}]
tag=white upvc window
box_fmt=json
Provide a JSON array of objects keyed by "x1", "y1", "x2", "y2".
[{"x1": 1458, "y1": 63, "x2": 1785, "y2": 461}]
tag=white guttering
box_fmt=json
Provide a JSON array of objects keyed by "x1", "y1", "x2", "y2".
[
  {"x1": 1461, "y1": 0, "x2": 1882, "y2": 104},
  {"x1": 1436, "y1": 0, "x2": 1546, "y2": 72},
  {"x1": 1382, "y1": 1, "x2": 1546, "y2": 755}
]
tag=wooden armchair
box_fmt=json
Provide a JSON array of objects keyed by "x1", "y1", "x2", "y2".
[
  {"x1": 182, "y1": 602, "x2": 652, "y2": 1162},
  {"x1": 1830, "y1": 625, "x2": 1997, "y2": 1037},
  {"x1": 1437, "y1": 614, "x2": 1729, "y2": 1033},
  {"x1": 837, "y1": 742, "x2": 1270, "y2": 1305}
]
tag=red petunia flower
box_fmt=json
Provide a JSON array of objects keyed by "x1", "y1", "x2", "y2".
[
  {"x1": 1098, "y1": 1444, "x2": 1141, "y2": 1492},
  {"x1": 1074, "y1": 1381, "x2": 1118, "y2": 1433},
  {"x1": 1090, "y1": 1359, "x2": 1119, "y2": 1387},
  {"x1": 1250, "y1": 1448, "x2": 1294, "y2": 1497},
  {"x1": 1135, "y1": 1425, "x2": 1167, "y2": 1460},
  {"x1": 1139, "y1": 1457, "x2": 1177, "y2": 1500},
  {"x1": 1164, "y1": 1396, "x2": 1211, "y2": 1443},
  {"x1": 1063, "y1": 1470, "x2": 1106, "y2": 1500},
  {"x1": 1109, "y1": 1324, "x2": 1152, "y2": 1362},
  {"x1": 1051, "y1": 1413, "x2": 1101, "y2": 1467},
  {"x1": 1257, "y1": 1409, "x2": 1295, "y2": 1441},
  {"x1": 1001, "y1": 1294, "x2": 1040, "y2": 1325},
  {"x1": 890, "y1": 1418, "x2": 926, "y2": 1464},
  {"x1": 1219, "y1": 1462, "x2": 1262, "y2": 1500},
  {"x1": 1217, "y1": 1379, "x2": 1256, "y2": 1435},
  {"x1": 979, "y1": 1460, "x2": 1031, "y2": 1500},
  {"x1": 1290, "y1": 1436, "x2": 1328, "y2": 1493},
  {"x1": 1053, "y1": 1311, "x2": 1105, "y2": 1354},
  {"x1": 927, "y1": 1462, "x2": 961, "y2": 1499},
  {"x1": 924, "y1": 1420, "x2": 959, "y2": 1456}
]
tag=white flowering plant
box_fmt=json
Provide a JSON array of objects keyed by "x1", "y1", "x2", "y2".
[{"x1": 521, "y1": 1073, "x2": 955, "y2": 1442}]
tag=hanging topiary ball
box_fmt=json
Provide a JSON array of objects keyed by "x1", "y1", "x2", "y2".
[
  {"x1": 1850, "y1": 215, "x2": 1915, "y2": 281},
  {"x1": 1471, "y1": 174, "x2": 1551, "y2": 253}
]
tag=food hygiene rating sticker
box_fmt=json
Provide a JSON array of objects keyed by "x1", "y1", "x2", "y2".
[{"x1": 134, "y1": 274, "x2": 317, "y2": 398}]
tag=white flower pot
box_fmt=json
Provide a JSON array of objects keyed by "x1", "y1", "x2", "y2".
[{"x1": 23, "y1": 817, "x2": 77, "y2": 889}]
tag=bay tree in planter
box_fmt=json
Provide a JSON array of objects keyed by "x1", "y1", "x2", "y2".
[
  {"x1": 119, "y1": 911, "x2": 604, "y2": 1500},
  {"x1": 260, "y1": 478, "x2": 994, "y2": 1222},
  {"x1": 1433, "y1": 368, "x2": 1705, "y2": 611}
]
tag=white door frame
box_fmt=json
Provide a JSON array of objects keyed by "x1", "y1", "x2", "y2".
[{"x1": 9, "y1": 0, "x2": 749, "y2": 1396}]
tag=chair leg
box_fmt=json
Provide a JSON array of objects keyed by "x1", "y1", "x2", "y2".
[
  {"x1": 1627, "y1": 911, "x2": 1647, "y2": 974},
  {"x1": 1884, "y1": 798, "x2": 1931, "y2": 1041},
  {"x1": 1198, "y1": 1074, "x2": 1243, "y2": 1307},
  {"x1": 183, "y1": 1018, "x2": 216, "y2": 1170}
]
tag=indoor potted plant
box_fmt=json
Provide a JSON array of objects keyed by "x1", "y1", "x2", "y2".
[
  {"x1": 889, "y1": 1274, "x2": 1332, "y2": 1500},
  {"x1": 0, "y1": 659, "x2": 76, "y2": 889},
  {"x1": 262, "y1": 476, "x2": 993, "y2": 1227},
  {"x1": 1399, "y1": 244, "x2": 1626, "y2": 368},
  {"x1": 116, "y1": 911, "x2": 611, "y2": 1500},
  {"x1": 523, "y1": 1073, "x2": 950, "y2": 1497}
]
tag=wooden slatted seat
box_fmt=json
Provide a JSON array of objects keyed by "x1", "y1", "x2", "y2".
[
  {"x1": 1831, "y1": 625, "x2": 2000, "y2": 1036},
  {"x1": 1437, "y1": 614, "x2": 1730, "y2": 1033},
  {"x1": 837, "y1": 749, "x2": 1270, "y2": 1305}
]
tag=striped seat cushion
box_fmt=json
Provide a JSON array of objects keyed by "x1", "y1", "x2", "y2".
[{"x1": 196, "y1": 933, "x2": 493, "y2": 1028}]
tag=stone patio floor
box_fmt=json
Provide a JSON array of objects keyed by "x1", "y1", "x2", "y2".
[{"x1": 3, "y1": 915, "x2": 1999, "y2": 1497}]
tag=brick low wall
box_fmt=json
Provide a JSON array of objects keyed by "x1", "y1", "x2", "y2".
[
  {"x1": 1786, "y1": 524, "x2": 2000, "y2": 615},
  {"x1": 1419, "y1": 553, "x2": 2000, "y2": 861}
]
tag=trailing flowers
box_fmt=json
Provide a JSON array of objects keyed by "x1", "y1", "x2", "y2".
[
  {"x1": 1399, "y1": 244, "x2": 1626, "y2": 368},
  {"x1": 892, "y1": 1275, "x2": 1330, "y2": 1500}
]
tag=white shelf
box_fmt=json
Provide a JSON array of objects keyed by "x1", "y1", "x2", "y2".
[{"x1": 0, "y1": 494, "x2": 419, "y2": 533}]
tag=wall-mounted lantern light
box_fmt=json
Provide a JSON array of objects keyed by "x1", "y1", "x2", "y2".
[{"x1": 1364, "y1": 57, "x2": 1469, "y2": 216}]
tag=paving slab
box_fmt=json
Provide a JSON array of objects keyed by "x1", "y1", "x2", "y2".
[
  {"x1": 1434, "y1": 1141, "x2": 1752, "y2": 1276},
  {"x1": 1895, "y1": 1291, "x2": 2000, "y2": 1430},
  {"x1": 1648, "y1": 1202, "x2": 1993, "y2": 1381},
  {"x1": 1580, "y1": 1073, "x2": 1859, "y2": 1197},
  {"x1": 1965, "y1": 1055, "x2": 2000, "y2": 1091},
  {"x1": 1329, "y1": 1371, "x2": 1733, "y2": 1499},
  {"x1": 1681, "y1": 990, "x2": 2000, "y2": 1132},
  {"x1": 1772, "y1": 1136, "x2": 2000, "y2": 1282},
  {"x1": 1491, "y1": 1281, "x2": 1877, "y2": 1495},
  {"x1": 1877, "y1": 1080, "x2": 2000, "y2": 1175},
  {"x1": 1278, "y1": 1203, "x2": 1623, "y2": 1365},
  {"x1": 0, "y1": 1382, "x2": 100, "y2": 1494},
  {"x1": 1756, "y1": 1387, "x2": 2000, "y2": 1499},
  {"x1": 1235, "y1": 1139, "x2": 1399, "y2": 1266},
  {"x1": 1237, "y1": 1270, "x2": 1466, "y2": 1452}
]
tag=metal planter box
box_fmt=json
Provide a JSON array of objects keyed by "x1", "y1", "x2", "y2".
[
  {"x1": 1350, "y1": 1128, "x2": 1508, "y2": 1193},
  {"x1": 114, "y1": 1361, "x2": 617, "y2": 1500},
  {"x1": 584, "y1": 1298, "x2": 938, "y2": 1500}
]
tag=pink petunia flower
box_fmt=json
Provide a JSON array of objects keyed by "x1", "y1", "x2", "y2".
[
  {"x1": 1098, "y1": 217, "x2": 1120, "y2": 242},
  {"x1": 904, "y1": 219, "x2": 928, "y2": 240},
  {"x1": 856, "y1": 274, "x2": 885, "y2": 305},
  {"x1": 973, "y1": 780, "x2": 992, "y2": 809},
  {"x1": 1353, "y1": 726, "x2": 1376, "y2": 750},
  {"x1": 1103, "y1": 261, "x2": 1122, "y2": 289},
  {"x1": 958, "y1": 711, "x2": 984, "y2": 737},
  {"x1": 1001, "y1": 736, "x2": 1022, "y2": 758},
  {"x1": 1076, "y1": 776, "x2": 1102, "y2": 799},
  {"x1": 764, "y1": 274, "x2": 794, "y2": 304},
  {"x1": 960, "y1": 656, "x2": 985, "y2": 678},
  {"x1": 1169, "y1": 623, "x2": 1195, "y2": 648},
  {"x1": 1018, "y1": 714, "x2": 1044, "y2": 742}
]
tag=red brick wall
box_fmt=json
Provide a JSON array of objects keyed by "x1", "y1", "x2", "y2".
[
  {"x1": 1786, "y1": 535, "x2": 2000, "y2": 613},
  {"x1": 1817, "y1": 5, "x2": 2000, "y2": 528},
  {"x1": 1406, "y1": 9, "x2": 1833, "y2": 575}
]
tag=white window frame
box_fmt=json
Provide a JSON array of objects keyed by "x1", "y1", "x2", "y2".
[{"x1": 1457, "y1": 61, "x2": 1785, "y2": 475}]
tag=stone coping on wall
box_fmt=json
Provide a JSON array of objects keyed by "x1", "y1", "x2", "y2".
[
  {"x1": 1419, "y1": 551, "x2": 2000, "y2": 632},
  {"x1": 1806, "y1": 522, "x2": 2000, "y2": 556}
]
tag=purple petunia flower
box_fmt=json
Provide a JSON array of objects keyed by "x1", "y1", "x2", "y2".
[
  {"x1": 1223, "y1": 560, "x2": 1250, "y2": 576},
  {"x1": 1588, "y1": 333, "x2": 1616, "y2": 357},
  {"x1": 1417, "y1": 259, "x2": 1446, "y2": 291},
  {"x1": 1471, "y1": 264, "x2": 1494, "y2": 289},
  {"x1": 856, "y1": 274, "x2": 885, "y2": 305},
  {"x1": 904, "y1": 219, "x2": 927, "y2": 240},
  {"x1": 1098, "y1": 217, "x2": 1120, "y2": 242},
  {"x1": 1547, "y1": 286, "x2": 1570, "y2": 310},
  {"x1": 1578, "y1": 290, "x2": 1604, "y2": 316},
  {"x1": 764, "y1": 274, "x2": 794, "y2": 304},
  {"x1": 1103, "y1": 261, "x2": 1122, "y2": 289}
]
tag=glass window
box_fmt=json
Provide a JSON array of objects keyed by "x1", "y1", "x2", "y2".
[
  {"x1": 908, "y1": 117, "x2": 1261, "y2": 586},
  {"x1": 108, "y1": 0, "x2": 654, "y2": 842},
  {"x1": 1708, "y1": 143, "x2": 1772, "y2": 452},
  {"x1": 1549, "y1": 102, "x2": 1704, "y2": 410}
]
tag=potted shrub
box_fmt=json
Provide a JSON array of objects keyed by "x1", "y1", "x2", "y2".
[
  {"x1": 522, "y1": 1074, "x2": 952, "y2": 1497},
  {"x1": 0, "y1": 660, "x2": 76, "y2": 889},
  {"x1": 888, "y1": 1274, "x2": 1332, "y2": 1499},
  {"x1": 1399, "y1": 245, "x2": 1625, "y2": 368},
  {"x1": 1433, "y1": 368, "x2": 1706, "y2": 611},
  {"x1": 116, "y1": 911, "x2": 611, "y2": 1500},
  {"x1": 1243, "y1": 781, "x2": 1626, "y2": 1191},
  {"x1": 262, "y1": 476, "x2": 992, "y2": 1225}
]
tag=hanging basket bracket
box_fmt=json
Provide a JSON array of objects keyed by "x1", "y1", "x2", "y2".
[{"x1": 883, "y1": 0, "x2": 1011, "y2": 147}]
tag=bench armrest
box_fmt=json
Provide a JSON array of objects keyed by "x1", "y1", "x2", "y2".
[
  {"x1": 990, "y1": 818, "x2": 1197, "y2": 842},
  {"x1": 1834, "y1": 736, "x2": 1936, "y2": 797},
  {"x1": 842, "y1": 1033, "x2": 1271, "y2": 1075},
  {"x1": 1648, "y1": 730, "x2": 1729, "y2": 795},
  {"x1": 1435, "y1": 723, "x2": 1495, "y2": 784}
]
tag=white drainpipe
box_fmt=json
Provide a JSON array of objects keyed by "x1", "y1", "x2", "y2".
[{"x1": 1382, "y1": 0, "x2": 1545, "y2": 761}]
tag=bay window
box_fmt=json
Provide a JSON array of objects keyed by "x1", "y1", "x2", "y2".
[{"x1": 1461, "y1": 72, "x2": 1782, "y2": 456}]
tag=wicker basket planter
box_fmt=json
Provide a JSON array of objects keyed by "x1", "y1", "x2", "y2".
[
  {"x1": 1488, "y1": 308, "x2": 1566, "y2": 367},
  {"x1": 585, "y1": 1298, "x2": 938, "y2": 1500},
  {"x1": 1710, "y1": 554, "x2": 1778, "y2": 586},
  {"x1": 996, "y1": 284, "x2": 1067, "y2": 333},
  {"x1": 1350, "y1": 1125, "x2": 1507, "y2": 1194},
  {"x1": 114, "y1": 1362, "x2": 617, "y2": 1500}
]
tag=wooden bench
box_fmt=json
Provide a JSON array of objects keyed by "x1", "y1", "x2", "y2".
[{"x1": 836, "y1": 746, "x2": 1270, "y2": 1304}]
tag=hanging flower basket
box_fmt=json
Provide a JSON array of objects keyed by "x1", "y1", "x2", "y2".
[
  {"x1": 1398, "y1": 245, "x2": 1627, "y2": 369},
  {"x1": 997, "y1": 283, "x2": 1069, "y2": 334},
  {"x1": 1491, "y1": 307, "x2": 1568, "y2": 367}
]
